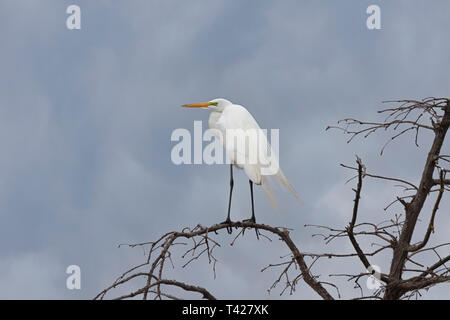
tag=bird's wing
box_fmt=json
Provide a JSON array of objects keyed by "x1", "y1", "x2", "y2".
[
  {"x1": 211, "y1": 106, "x2": 259, "y2": 169},
  {"x1": 215, "y1": 105, "x2": 303, "y2": 208}
]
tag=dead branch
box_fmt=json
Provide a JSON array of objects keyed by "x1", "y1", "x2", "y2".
[
  {"x1": 325, "y1": 97, "x2": 450, "y2": 300},
  {"x1": 95, "y1": 221, "x2": 334, "y2": 300}
]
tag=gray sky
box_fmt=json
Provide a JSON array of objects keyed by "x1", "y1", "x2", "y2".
[{"x1": 0, "y1": 0, "x2": 449, "y2": 299}]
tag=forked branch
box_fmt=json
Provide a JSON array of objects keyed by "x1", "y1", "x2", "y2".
[{"x1": 95, "y1": 221, "x2": 334, "y2": 300}]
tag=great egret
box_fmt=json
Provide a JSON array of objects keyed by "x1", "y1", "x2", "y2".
[{"x1": 183, "y1": 98, "x2": 299, "y2": 233}]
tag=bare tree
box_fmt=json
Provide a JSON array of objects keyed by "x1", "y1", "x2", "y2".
[{"x1": 96, "y1": 97, "x2": 449, "y2": 300}]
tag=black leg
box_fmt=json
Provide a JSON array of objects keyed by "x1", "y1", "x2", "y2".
[
  {"x1": 243, "y1": 180, "x2": 259, "y2": 239},
  {"x1": 249, "y1": 180, "x2": 256, "y2": 223},
  {"x1": 221, "y1": 164, "x2": 233, "y2": 234},
  {"x1": 227, "y1": 165, "x2": 234, "y2": 222}
]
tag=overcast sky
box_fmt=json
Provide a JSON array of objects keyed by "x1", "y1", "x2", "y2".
[{"x1": 0, "y1": 0, "x2": 449, "y2": 299}]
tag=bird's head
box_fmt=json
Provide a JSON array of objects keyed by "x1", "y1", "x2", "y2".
[{"x1": 182, "y1": 98, "x2": 231, "y2": 112}]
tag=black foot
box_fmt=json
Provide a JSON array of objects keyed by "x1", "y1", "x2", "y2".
[
  {"x1": 220, "y1": 219, "x2": 233, "y2": 234},
  {"x1": 243, "y1": 217, "x2": 256, "y2": 224},
  {"x1": 242, "y1": 218, "x2": 259, "y2": 239}
]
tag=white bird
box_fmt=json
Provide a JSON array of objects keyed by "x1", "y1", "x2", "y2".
[{"x1": 183, "y1": 98, "x2": 300, "y2": 233}]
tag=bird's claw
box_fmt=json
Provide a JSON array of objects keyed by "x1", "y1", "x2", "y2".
[
  {"x1": 220, "y1": 219, "x2": 233, "y2": 234},
  {"x1": 242, "y1": 218, "x2": 259, "y2": 239}
]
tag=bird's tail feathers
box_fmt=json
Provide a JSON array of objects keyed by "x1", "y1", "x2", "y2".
[
  {"x1": 276, "y1": 169, "x2": 304, "y2": 204},
  {"x1": 261, "y1": 176, "x2": 279, "y2": 211},
  {"x1": 261, "y1": 170, "x2": 303, "y2": 213}
]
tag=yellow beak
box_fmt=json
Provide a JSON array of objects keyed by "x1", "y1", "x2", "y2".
[{"x1": 182, "y1": 102, "x2": 211, "y2": 108}]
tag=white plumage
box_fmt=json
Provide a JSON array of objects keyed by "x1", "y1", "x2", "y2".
[{"x1": 184, "y1": 98, "x2": 300, "y2": 212}]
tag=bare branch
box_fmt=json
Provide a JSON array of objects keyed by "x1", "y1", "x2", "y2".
[
  {"x1": 408, "y1": 169, "x2": 445, "y2": 252},
  {"x1": 115, "y1": 279, "x2": 217, "y2": 300},
  {"x1": 96, "y1": 221, "x2": 334, "y2": 300}
]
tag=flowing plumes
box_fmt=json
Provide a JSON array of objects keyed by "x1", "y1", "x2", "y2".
[
  {"x1": 276, "y1": 168, "x2": 303, "y2": 204},
  {"x1": 261, "y1": 169, "x2": 303, "y2": 212}
]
